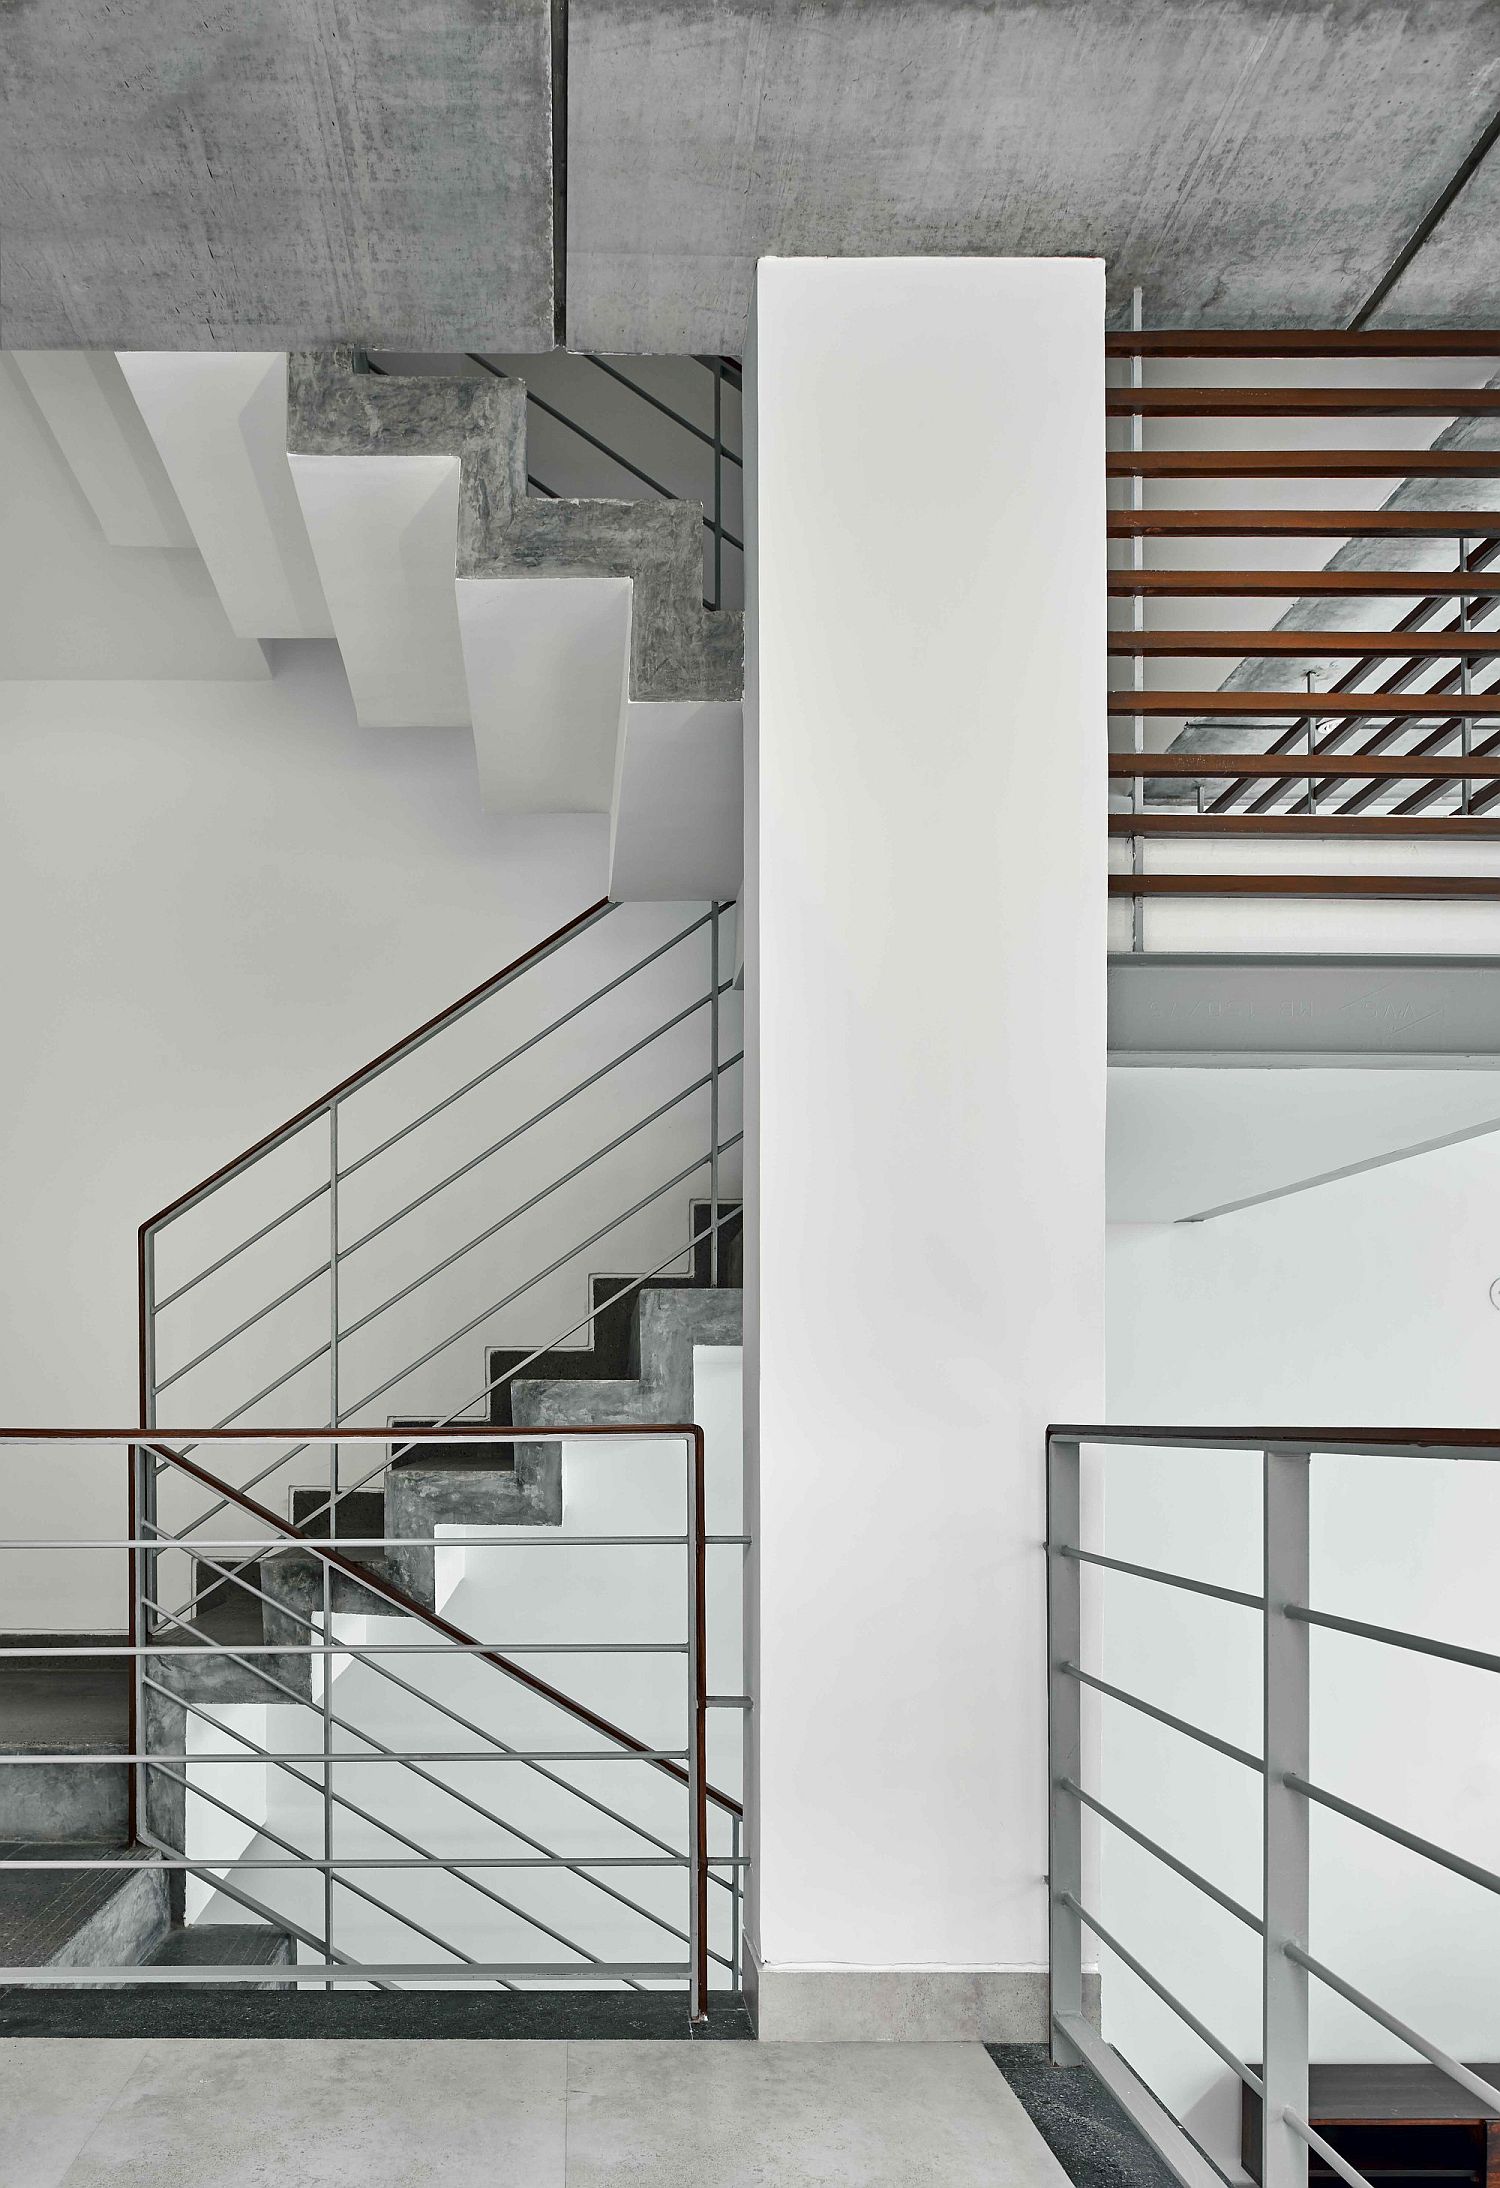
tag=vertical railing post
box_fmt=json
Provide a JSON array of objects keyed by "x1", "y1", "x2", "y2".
[
  {"x1": 713, "y1": 358, "x2": 724, "y2": 611},
  {"x1": 687, "y1": 1426, "x2": 709, "y2": 2020},
  {"x1": 322, "y1": 1554, "x2": 335, "y2": 1990},
  {"x1": 709, "y1": 902, "x2": 721, "y2": 1285},
  {"x1": 328, "y1": 1099, "x2": 340, "y2": 1539},
  {"x1": 1263, "y1": 1448, "x2": 1311, "y2": 2188},
  {"x1": 731, "y1": 1810, "x2": 742, "y2": 1999},
  {"x1": 127, "y1": 1440, "x2": 144, "y2": 1844},
  {"x1": 1461, "y1": 538, "x2": 1473, "y2": 815},
  {"x1": 1129, "y1": 286, "x2": 1146, "y2": 953},
  {"x1": 1048, "y1": 1433, "x2": 1085, "y2": 2064}
]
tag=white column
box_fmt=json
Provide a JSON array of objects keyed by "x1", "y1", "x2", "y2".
[{"x1": 742, "y1": 256, "x2": 1106, "y2": 2040}]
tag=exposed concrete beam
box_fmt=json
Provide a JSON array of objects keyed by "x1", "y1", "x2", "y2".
[
  {"x1": 568, "y1": 0, "x2": 1500, "y2": 355},
  {"x1": 0, "y1": 0, "x2": 555, "y2": 351}
]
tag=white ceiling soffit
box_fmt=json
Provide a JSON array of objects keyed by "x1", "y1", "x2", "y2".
[{"x1": 1108, "y1": 1066, "x2": 1500, "y2": 1225}]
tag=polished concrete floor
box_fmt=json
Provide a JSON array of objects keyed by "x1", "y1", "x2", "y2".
[{"x1": 1, "y1": 2036, "x2": 1071, "y2": 2187}]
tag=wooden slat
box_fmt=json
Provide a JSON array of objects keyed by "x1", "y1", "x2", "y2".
[
  {"x1": 1108, "y1": 813, "x2": 1500, "y2": 837},
  {"x1": 1110, "y1": 691, "x2": 1500, "y2": 717},
  {"x1": 1111, "y1": 874, "x2": 1500, "y2": 899},
  {"x1": 1108, "y1": 453, "x2": 1500, "y2": 478},
  {"x1": 1109, "y1": 631, "x2": 1500, "y2": 658},
  {"x1": 1110, "y1": 571, "x2": 1500, "y2": 597},
  {"x1": 1110, "y1": 755, "x2": 1500, "y2": 779},
  {"x1": 1109, "y1": 389, "x2": 1500, "y2": 417},
  {"x1": 1111, "y1": 510, "x2": 1500, "y2": 538},
  {"x1": 1105, "y1": 331, "x2": 1500, "y2": 358}
]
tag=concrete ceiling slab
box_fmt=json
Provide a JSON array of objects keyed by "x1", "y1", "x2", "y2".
[
  {"x1": 0, "y1": 0, "x2": 555, "y2": 351},
  {"x1": 567, "y1": 0, "x2": 1500, "y2": 355}
]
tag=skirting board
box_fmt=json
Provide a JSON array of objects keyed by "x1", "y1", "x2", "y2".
[{"x1": 743, "y1": 1941, "x2": 1102, "y2": 2042}]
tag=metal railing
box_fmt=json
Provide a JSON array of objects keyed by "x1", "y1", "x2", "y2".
[
  {"x1": 364, "y1": 350, "x2": 744, "y2": 612},
  {"x1": 1, "y1": 1426, "x2": 745, "y2": 2010},
  {"x1": 119, "y1": 896, "x2": 744, "y2": 2009},
  {"x1": 1047, "y1": 1423, "x2": 1500, "y2": 2188}
]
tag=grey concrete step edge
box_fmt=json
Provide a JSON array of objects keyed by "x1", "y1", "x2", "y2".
[{"x1": 285, "y1": 346, "x2": 743, "y2": 706}]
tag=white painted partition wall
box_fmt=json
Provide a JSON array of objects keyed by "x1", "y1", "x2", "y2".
[{"x1": 742, "y1": 258, "x2": 1107, "y2": 2039}]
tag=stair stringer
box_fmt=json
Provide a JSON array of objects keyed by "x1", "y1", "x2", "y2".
[{"x1": 285, "y1": 346, "x2": 743, "y2": 707}]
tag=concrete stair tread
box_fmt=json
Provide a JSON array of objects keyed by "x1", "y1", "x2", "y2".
[
  {"x1": 0, "y1": 1646, "x2": 130, "y2": 1753},
  {"x1": 144, "y1": 1922, "x2": 293, "y2": 1970},
  {"x1": 0, "y1": 1841, "x2": 164, "y2": 1965}
]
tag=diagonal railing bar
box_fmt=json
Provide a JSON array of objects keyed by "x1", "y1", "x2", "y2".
[
  {"x1": 467, "y1": 356, "x2": 745, "y2": 552},
  {"x1": 150, "y1": 1536, "x2": 732, "y2": 1959},
  {"x1": 585, "y1": 354, "x2": 744, "y2": 466},
  {"x1": 153, "y1": 1023, "x2": 738, "y2": 1400},
  {"x1": 1331, "y1": 661, "x2": 1500, "y2": 815},
  {"x1": 136, "y1": 1824, "x2": 396, "y2": 1988},
  {"x1": 137, "y1": 1745, "x2": 496, "y2": 1981},
  {"x1": 140, "y1": 1672, "x2": 624, "y2": 1989},
  {"x1": 145, "y1": 1435, "x2": 740, "y2": 1818},
  {"x1": 336, "y1": 1058, "x2": 744, "y2": 1353},
  {"x1": 424, "y1": 1191, "x2": 745, "y2": 1440},
  {"x1": 161, "y1": 1141, "x2": 738, "y2": 1521},
  {"x1": 333, "y1": 910, "x2": 715, "y2": 1189},
  {"x1": 154, "y1": 1183, "x2": 331, "y2": 1316},
  {"x1": 141, "y1": 899, "x2": 616, "y2": 1239}
]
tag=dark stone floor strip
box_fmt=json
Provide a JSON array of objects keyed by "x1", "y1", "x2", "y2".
[
  {"x1": 0, "y1": 1987, "x2": 754, "y2": 2040},
  {"x1": 988, "y1": 2042, "x2": 1184, "y2": 2188}
]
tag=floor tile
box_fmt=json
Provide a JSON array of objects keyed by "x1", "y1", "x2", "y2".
[
  {"x1": 56, "y1": 2038, "x2": 567, "y2": 2188},
  {"x1": 0, "y1": 2038, "x2": 147, "y2": 2188},
  {"x1": 563, "y1": 2038, "x2": 1074, "y2": 2186}
]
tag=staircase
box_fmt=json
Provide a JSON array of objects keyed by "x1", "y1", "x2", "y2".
[{"x1": 0, "y1": 899, "x2": 745, "y2": 2013}]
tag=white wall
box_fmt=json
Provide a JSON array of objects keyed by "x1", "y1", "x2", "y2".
[
  {"x1": 743, "y1": 257, "x2": 1106, "y2": 2034},
  {"x1": 1103, "y1": 1126, "x2": 1500, "y2": 2173},
  {"x1": 0, "y1": 644, "x2": 624, "y2": 1628}
]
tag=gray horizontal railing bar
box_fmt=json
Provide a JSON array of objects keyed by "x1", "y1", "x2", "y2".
[
  {"x1": 1049, "y1": 1425, "x2": 1500, "y2": 1460},
  {"x1": 430, "y1": 1185, "x2": 743, "y2": 1436},
  {"x1": 1062, "y1": 1891, "x2": 1264, "y2": 2095},
  {"x1": 146, "y1": 1678, "x2": 633, "y2": 1987},
  {"x1": 154, "y1": 1182, "x2": 330, "y2": 1314},
  {"x1": 335, "y1": 910, "x2": 715, "y2": 1187},
  {"x1": 470, "y1": 356, "x2": 744, "y2": 546},
  {"x1": 138, "y1": 1824, "x2": 393, "y2": 1987},
  {"x1": 3, "y1": 1856, "x2": 718, "y2": 1870},
  {"x1": 134, "y1": 1507, "x2": 732, "y2": 1898},
  {"x1": 1286, "y1": 1603, "x2": 1500, "y2": 1678},
  {"x1": 1285, "y1": 2114, "x2": 1379, "y2": 2188},
  {"x1": 339, "y1": 980, "x2": 734, "y2": 1260},
  {"x1": 2, "y1": 1534, "x2": 695, "y2": 1551},
  {"x1": 0, "y1": 1963, "x2": 689, "y2": 1985},
  {"x1": 705, "y1": 1696, "x2": 751, "y2": 1710},
  {"x1": 139, "y1": 1758, "x2": 497, "y2": 1979},
  {"x1": 0, "y1": 1427, "x2": 701, "y2": 1443},
  {"x1": 584, "y1": 355, "x2": 744, "y2": 467},
  {"x1": 145, "y1": 899, "x2": 619, "y2": 1235},
  {"x1": 706, "y1": 1534, "x2": 750, "y2": 1545},
  {"x1": 1287, "y1": 1943, "x2": 1500, "y2": 2114},
  {"x1": 1065, "y1": 1662, "x2": 1264, "y2": 1773},
  {"x1": 1285, "y1": 1771, "x2": 1500, "y2": 1898},
  {"x1": 336, "y1": 1055, "x2": 744, "y2": 1351},
  {"x1": 1061, "y1": 1777, "x2": 1263, "y2": 1933},
  {"x1": 21, "y1": 1745, "x2": 690, "y2": 1763},
  {"x1": 1065, "y1": 1545, "x2": 1265, "y2": 1612}
]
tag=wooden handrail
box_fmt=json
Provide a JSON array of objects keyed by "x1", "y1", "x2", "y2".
[
  {"x1": 1110, "y1": 692, "x2": 1500, "y2": 718},
  {"x1": 1110, "y1": 571, "x2": 1500, "y2": 597},
  {"x1": 1107, "y1": 812, "x2": 1500, "y2": 837},
  {"x1": 1108, "y1": 388, "x2": 1500, "y2": 416},
  {"x1": 1111, "y1": 875, "x2": 1500, "y2": 899},
  {"x1": 1108, "y1": 452, "x2": 1500, "y2": 478},
  {"x1": 139, "y1": 898, "x2": 614, "y2": 1234},
  {"x1": 1110, "y1": 631, "x2": 1500, "y2": 657},
  {"x1": 1111, "y1": 511, "x2": 1500, "y2": 538},
  {"x1": 1105, "y1": 332, "x2": 1500, "y2": 359},
  {"x1": 1111, "y1": 754, "x2": 1500, "y2": 778}
]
